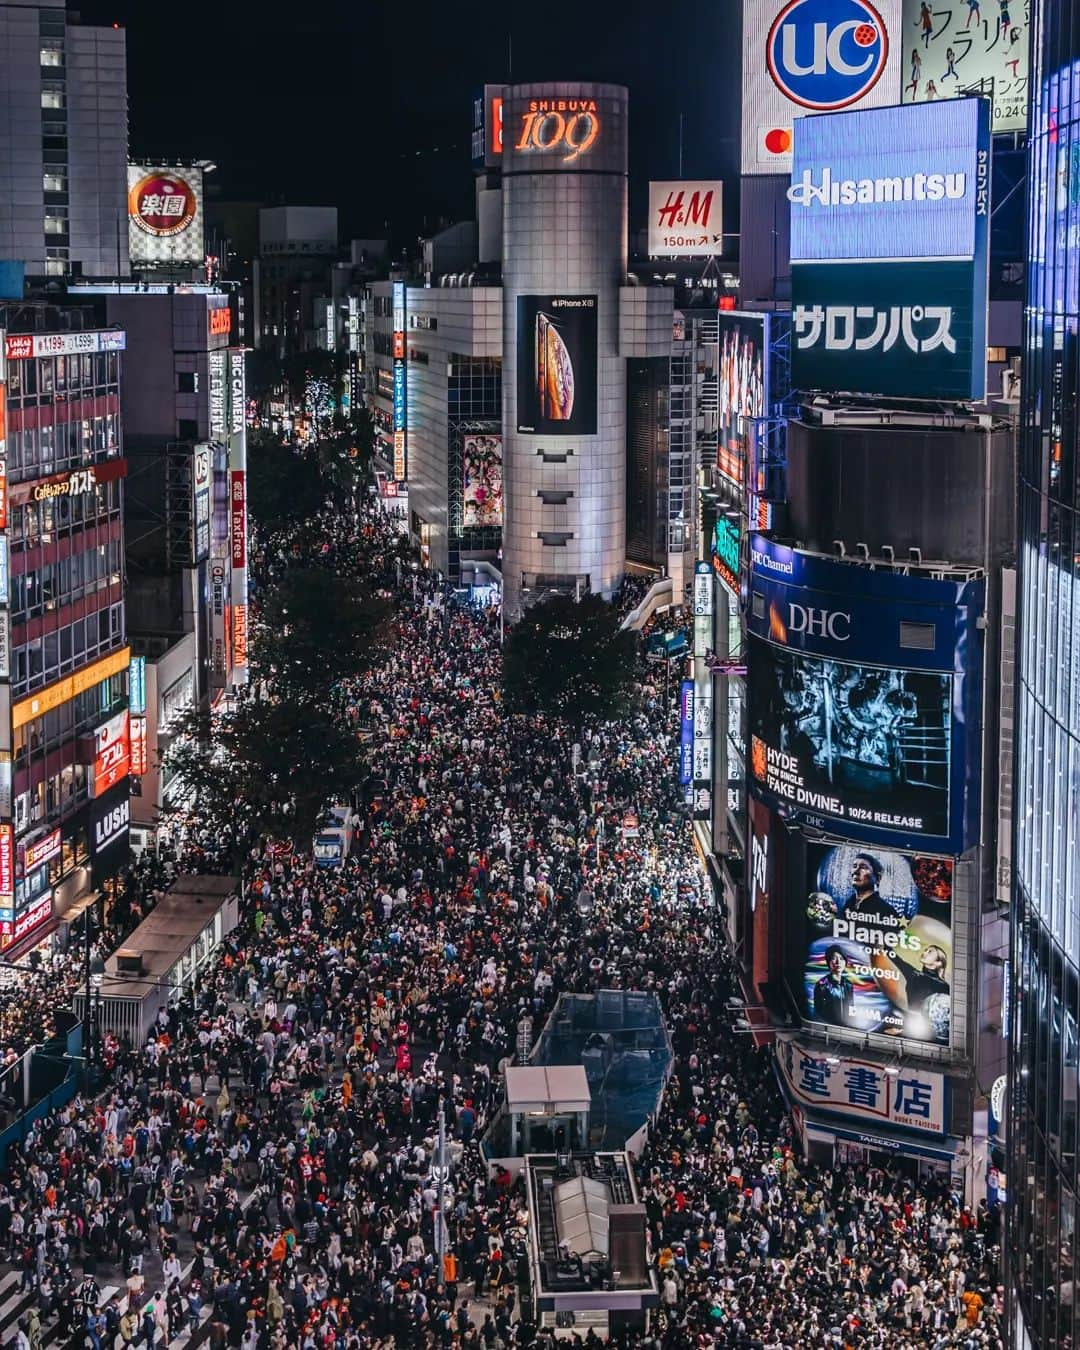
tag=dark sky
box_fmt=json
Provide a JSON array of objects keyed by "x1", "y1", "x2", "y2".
[{"x1": 75, "y1": 0, "x2": 741, "y2": 247}]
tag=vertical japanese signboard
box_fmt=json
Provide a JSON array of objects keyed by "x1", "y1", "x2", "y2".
[
  {"x1": 392, "y1": 282, "x2": 407, "y2": 481},
  {"x1": 228, "y1": 349, "x2": 249, "y2": 686}
]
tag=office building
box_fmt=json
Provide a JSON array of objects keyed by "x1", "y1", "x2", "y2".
[
  {"x1": 0, "y1": 305, "x2": 131, "y2": 952},
  {"x1": 1008, "y1": 2, "x2": 1080, "y2": 1340}
]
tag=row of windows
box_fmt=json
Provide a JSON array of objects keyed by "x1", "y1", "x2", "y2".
[
  {"x1": 11, "y1": 540, "x2": 122, "y2": 619},
  {"x1": 14, "y1": 764, "x2": 87, "y2": 837},
  {"x1": 11, "y1": 484, "x2": 121, "y2": 549},
  {"x1": 11, "y1": 608, "x2": 124, "y2": 699},
  {"x1": 6, "y1": 351, "x2": 120, "y2": 399},
  {"x1": 7, "y1": 422, "x2": 119, "y2": 481},
  {"x1": 14, "y1": 678, "x2": 124, "y2": 764}
]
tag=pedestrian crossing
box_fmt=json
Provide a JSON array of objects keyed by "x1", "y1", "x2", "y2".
[{"x1": 0, "y1": 1259, "x2": 216, "y2": 1346}]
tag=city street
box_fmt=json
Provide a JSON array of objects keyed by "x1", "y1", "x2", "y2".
[{"x1": 0, "y1": 505, "x2": 1003, "y2": 1348}]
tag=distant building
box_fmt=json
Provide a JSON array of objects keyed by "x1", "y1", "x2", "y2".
[{"x1": 0, "y1": 0, "x2": 129, "y2": 281}]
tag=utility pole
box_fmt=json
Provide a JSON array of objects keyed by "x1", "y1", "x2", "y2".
[{"x1": 435, "y1": 1095, "x2": 448, "y2": 1273}]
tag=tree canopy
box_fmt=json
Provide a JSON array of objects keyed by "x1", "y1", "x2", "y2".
[{"x1": 502, "y1": 593, "x2": 638, "y2": 726}]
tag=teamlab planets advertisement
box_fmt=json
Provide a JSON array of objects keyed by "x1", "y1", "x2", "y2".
[{"x1": 802, "y1": 841, "x2": 953, "y2": 1044}]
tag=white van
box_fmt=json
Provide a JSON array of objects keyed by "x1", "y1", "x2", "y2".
[{"x1": 313, "y1": 802, "x2": 355, "y2": 867}]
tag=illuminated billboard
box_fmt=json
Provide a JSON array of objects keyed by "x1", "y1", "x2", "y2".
[
  {"x1": 718, "y1": 312, "x2": 767, "y2": 485},
  {"x1": 800, "y1": 841, "x2": 953, "y2": 1044},
  {"x1": 127, "y1": 163, "x2": 204, "y2": 267},
  {"x1": 516, "y1": 295, "x2": 597, "y2": 436},
  {"x1": 741, "y1": 0, "x2": 903, "y2": 174},
  {"x1": 712, "y1": 516, "x2": 742, "y2": 594},
  {"x1": 647, "y1": 181, "x2": 724, "y2": 256},
  {"x1": 747, "y1": 538, "x2": 984, "y2": 852},
  {"x1": 900, "y1": 0, "x2": 1028, "y2": 133},
  {"x1": 92, "y1": 711, "x2": 130, "y2": 797},
  {"x1": 790, "y1": 98, "x2": 991, "y2": 399},
  {"x1": 462, "y1": 433, "x2": 503, "y2": 528}
]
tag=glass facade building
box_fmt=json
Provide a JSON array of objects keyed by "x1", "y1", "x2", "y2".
[{"x1": 1011, "y1": 5, "x2": 1080, "y2": 1342}]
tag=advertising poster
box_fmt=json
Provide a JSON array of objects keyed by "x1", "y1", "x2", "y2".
[
  {"x1": 93, "y1": 711, "x2": 130, "y2": 797},
  {"x1": 90, "y1": 782, "x2": 131, "y2": 887},
  {"x1": 516, "y1": 295, "x2": 597, "y2": 436},
  {"x1": 193, "y1": 445, "x2": 211, "y2": 562},
  {"x1": 679, "y1": 680, "x2": 695, "y2": 785},
  {"x1": 718, "y1": 312, "x2": 766, "y2": 485},
  {"x1": 746, "y1": 537, "x2": 984, "y2": 852},
  {"x1": 462, "y1": 433, "x2": 503, "y2": 528},
  {"x1": 900, "y1": 0, "x2": 1028, "y2": 133},
  {"x1": 741, "y1": 0, "x2": 903, "y2": 175},
  {"x1": 127, "y1": 163, "x2": 204, "y2": 266},
  {"x1": 800, "y1": 841, "x2": 953, "y2": 1044},
  {"x1": 750, "y1": 643, "x2": 952, "y2": 839},
  {"x1": 648, "y1": 181, "x2": 724, "y2": 256},
  {"x1": 789, "y1": 98, "x2": 991, "y2": 400},
  {"x1": 712, "y1": 515, "x2": 742, "y2": 594}
]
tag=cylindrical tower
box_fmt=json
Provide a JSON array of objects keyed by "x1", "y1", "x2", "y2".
[
  {"x1": 500, "y1": 82, "x2": 629, "y2": 621},
  {"x1": 1010, "y1": 3, "x2": 1080, "y2": 1344}
]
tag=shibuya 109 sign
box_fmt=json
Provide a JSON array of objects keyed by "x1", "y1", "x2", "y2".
[
  {"x1": 789, "y1": 98, "x2": 990, "y2": 400},
  {"x1": 513, "y1": 97, "x2": 600, "y2": 162},
  {"x1": 504, "y1": 86, "x2": 627, "y2": 174}
]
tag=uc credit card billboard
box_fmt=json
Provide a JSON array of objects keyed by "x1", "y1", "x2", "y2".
[
  {"x1": 789, "y1": 98, "x2": 990, "y2": 400},
  {"x1": 747, "y1": 537, "x2": 984, "y2": 853},
  {"x1": 741, "y1": 0, "x2": 902, "y2": 175}
]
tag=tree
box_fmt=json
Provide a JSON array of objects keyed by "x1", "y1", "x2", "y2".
[
  {"x1": 165, "y1": 697, "x2": 368, "y2": 858},
  {"x1": 249, "y1": 566, "x2": 393, "y2": 704},
  {"x1": 502, "y1": 593, "x2": 638, "y2": 726},
  {"x1": 246, "y1": 432, "x2": 326, "y2": 535}
]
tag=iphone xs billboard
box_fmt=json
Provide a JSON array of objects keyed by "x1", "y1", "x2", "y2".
[{"x1": 516, "y1": 295, "x2": 598, "y2": 436}]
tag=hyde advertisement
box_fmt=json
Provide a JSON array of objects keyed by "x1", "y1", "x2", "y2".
[
  {"x1": 516, "y1": 295, "x2": 597, "y2": 436},
  {"x1": 746, "y1": 537, "x2": 984, "y2": 853},
  {"x1": 800, "y1": 841, "x2": 953, "y2": 1045},
  {"x1": 462, "y1": 433, "x2": 503, "y2": 529}
]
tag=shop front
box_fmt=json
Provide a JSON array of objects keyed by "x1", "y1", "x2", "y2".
[{"x1": 776, "y1": 1035, "x2": 971, "y2": 1193}]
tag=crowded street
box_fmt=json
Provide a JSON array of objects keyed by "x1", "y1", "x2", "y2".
[{"x1": 0, "y1": 503, "x2": 1004, "y2": 1350}]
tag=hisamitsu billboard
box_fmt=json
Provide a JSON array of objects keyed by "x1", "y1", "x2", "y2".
[{"x1": 790, "y1": 98, "x2": 990, "y2": 400}]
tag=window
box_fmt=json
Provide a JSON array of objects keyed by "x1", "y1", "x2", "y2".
[
  {"x1": 40, "y1": 46, "x2": 63, "y2": 66},
  {"x1": 44, "y1": 208, "x2": 67, "y2": 235},
  {"x1": 40, "y1": 88, "x2": 65, "y2": 110},
  {"x1": 42, "y1": 172, "x2": 66, "y2": 192},
  {"x1": 177, "y1": 371, "x2": 197, "y2": 393}
]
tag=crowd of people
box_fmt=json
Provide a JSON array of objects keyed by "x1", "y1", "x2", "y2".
[{"x1": 0, "y1": 496, "x2": 1005, "y2": 1349}]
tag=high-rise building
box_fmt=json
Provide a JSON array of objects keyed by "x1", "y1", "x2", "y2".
[
  {"x1": 0, "y1": 0, "x2": 129, "y2": 281},
  {"x1": 1008, "y1": 4, "x2": 1080, "y2": 1341},
  {"x1": 500, "y1": 83, "x2": 629, "y2": 620},
  {"x1": 0, "y1": 305, "x2": 131, "y2": 953}
]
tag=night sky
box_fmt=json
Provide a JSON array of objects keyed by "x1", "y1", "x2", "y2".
[{"x1": 75, "y1": 0, "x2": 741, "y2": 248}]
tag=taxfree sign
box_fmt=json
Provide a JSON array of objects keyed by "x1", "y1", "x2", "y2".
[{"x1": 790, "y1": 98, "x2": 990, "y2": 400}]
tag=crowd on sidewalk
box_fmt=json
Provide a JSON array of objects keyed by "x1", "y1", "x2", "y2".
[{"x1": 0, "y1": 500, "x2": 1004, "y2": 1350}]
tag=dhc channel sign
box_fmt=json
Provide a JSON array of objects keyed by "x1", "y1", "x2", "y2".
[{"x1": 766, "y1": 0, "x2": 891, "y2": 111}]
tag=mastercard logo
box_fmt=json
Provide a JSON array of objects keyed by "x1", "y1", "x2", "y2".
[{"x1": 762, "y1": 126, "x2": 794, "y2": 155}]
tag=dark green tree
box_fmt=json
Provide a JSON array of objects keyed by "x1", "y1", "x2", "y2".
[
  {"x1": 502, "y1": 593, "x2": 638, "y2": 726},
  {"x1": 165, "y1": 696, "x2": 368, "y2": 858},
  {"x1": 246, "y1": 431, "x2": 325, "y2": 534},
  {"x1": 249, "y1": 567, "x2": 394, "y2": 704}
]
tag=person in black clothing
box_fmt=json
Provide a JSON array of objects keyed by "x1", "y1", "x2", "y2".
[{"x1": 812, "y1": 946, "x2": 856, "y2": 1027}]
